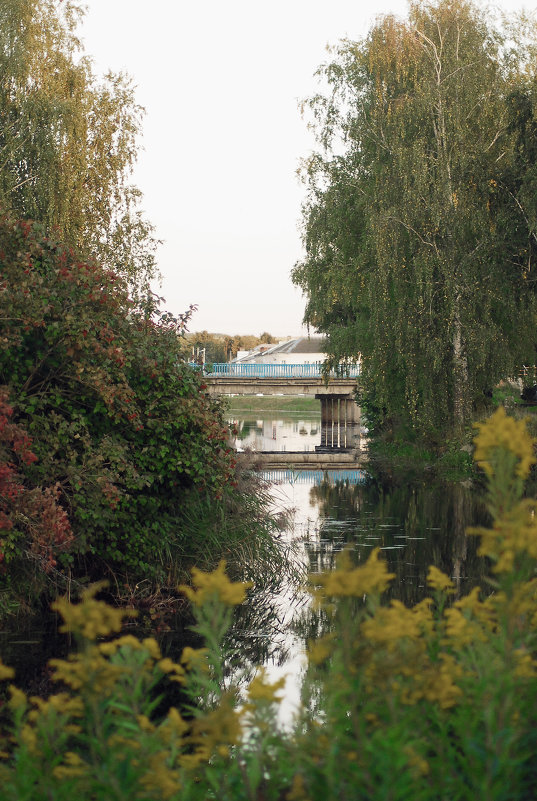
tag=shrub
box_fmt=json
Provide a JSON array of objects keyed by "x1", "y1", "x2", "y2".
[{"x1": 0, "y1": 213, "x2": 240, "y2": 598}]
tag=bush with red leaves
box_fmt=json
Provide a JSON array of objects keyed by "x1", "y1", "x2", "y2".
[{"x1": 0, "y1": 388, "x2": 73, "y2": 574}]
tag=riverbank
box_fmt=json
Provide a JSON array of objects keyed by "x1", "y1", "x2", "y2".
[
  {"x1": 366, "y1": 400, "x2": 537, "y2": 484},
  {"x1": 226, "y1": 396, "x2": 320, "y2": 414}
]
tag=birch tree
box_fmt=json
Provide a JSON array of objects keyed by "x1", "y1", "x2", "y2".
[
  {"x1": 0, "y1": 0, "x2": 158, "y2": 291},
  {"x1": 293, "y1": 0, "x2": 537, "y2": 437}
]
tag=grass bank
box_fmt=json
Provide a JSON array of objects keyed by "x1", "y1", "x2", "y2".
[{"x1": 226, "y1": 395, "x2": 320, "y2": 414}]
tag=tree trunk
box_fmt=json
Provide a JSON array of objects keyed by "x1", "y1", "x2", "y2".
[{"x1": 452, "y1": 307, "x2": 468, "y2": 434}]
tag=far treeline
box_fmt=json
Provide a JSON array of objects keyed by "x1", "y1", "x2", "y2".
[
  {"x1": 293, "y1": 0, "x2": 537, "y2": 442},
  {"x1": 187, "y1": 332, "x2": 278, "y2": 363}
]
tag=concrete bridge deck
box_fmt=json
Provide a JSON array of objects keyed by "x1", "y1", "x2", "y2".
[{"x1": 206, "y1": 375, "x2": 358, "y2": 397}]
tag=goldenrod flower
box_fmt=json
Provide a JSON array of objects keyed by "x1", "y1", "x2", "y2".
[
  {"x1": 307, "y1": 633, "x2": 335, "y2": 665},
  {"x1": 139, "y1": 752, "x2": 182, "y2": 800},
  {"x1": 158, "y1": 657, "x2": 186, "y2": 684},
  {"x1": 180, "y1": 646, "x2": 209, "y2": 672},
  {"x1": 0, "y1": 660, "x2": 14, "y2": 681},
  {"x1": 8, "y1": 685, "x2": 27, "y2": 711},
  {"x1": 53, "y1": 582, "x2": 136, "y2": 640},
  {"x1": 473, "y1": 407, "x2": 535, "y2": 479},
  {"x1": 98, "y1": 634, "x2": 143, "y2": 656},
  {"x1": 470, "y1": 499, "x2": 537, "y2": 572},
  {"x1": 188, "y1": 692, "x2": 242, "y2": 757},
  {"x1": 513, "y1": 648, "x2": 537, "y2": 679},
  {"x1": 179, "y1": 560, "x2": 253, "y2": 606},
  {"x1": 427, "y1": 565, "x2": 455, "y2": 594},
  {"x1": 247, "y1": 667, "x2": 286, "y2": 703},
  {"x1": 313, "y1": 547, "x2": 394, "y2": 600},
  {"x1": 53, "y1": 752, "x2": 88, "y2": 780},
  {"x1": 362, "y1": 599, "x2": 432, "y2": 650},
  {"x1": 160, "y1": 706, "x2": 189, "y2": 743},
  {"x1": 287, "y1": 773, "x2": 309, "y2": 801}
]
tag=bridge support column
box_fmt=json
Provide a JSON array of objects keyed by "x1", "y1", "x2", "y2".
[{"x1": 315, "y1": 394, "x2": 361, "y2": 452}]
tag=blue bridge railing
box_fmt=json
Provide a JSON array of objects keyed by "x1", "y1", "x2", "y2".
[{"x1": 204, "y1": 363, "x2": 361, "y2": 378}]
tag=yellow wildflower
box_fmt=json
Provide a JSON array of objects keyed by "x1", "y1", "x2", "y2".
[
  {"x1": 0, "y1": 660, "x2": 14, "y2": 681},
  {"x1": 141, "y1": 637, "x2": 161, "y2": 660},
  {"x1": 424, "y1": 654, "x2": 463, "y2": 708},
  {"x1": 188, "y1": 692, "x2": 242, "y2": 757},
  {"x1": 179, "y1": 560, "x2": 252, "y2": 606},
  {"x1": 98, "y1": 634, "x2": 143, "y2": 656},
  {"x1": 427, "y1": 565, "x2": 455, "y2": 594},
  {"x1": 158, "y1": 658, "x2": 186, "y2": 684},
  {"x1": 158, "y1": 707, "x2": 189, "y2": 746},
  {"x1": 19, "y1": 724, "x2": 38, "y2": 754},
  {"x1": 107, "y1": 735, "x2": 141, "y2": 750},
  {"x1": 362, "y1": 599, "x2": 431, "y2": 650},
  {"x1": 139, "y1": 752, "x2": 182, "y2": 800},
  {"x1": 307, "y1": 633, "x2": 335, "y2": 665},
  {"x1": 513, "y1": 648, "x2": 537, "y2": 679},
  {"x1": 53, "y1": 582, "x2": 136, "y2": 640},
  {"x1": 27, "y1": 693, "x2": 84, "y2": 723},
  {"x1": 180, "y1": 646, "x2": 209, "y2": 672},
  {"x1": 247, "y1": 668, "x2": 286, "y2": 703},
  {"x1": 473, "y1": 407, "x2": 535, "y2": 479},
  {"x1": 313, "y1": 547, "x2": 394, "y2": 601},
  {"x1": 8, "y1": 685, "x2": 27, "y2": 711},
  {"x1": 470, "y1": 499, "x2": 537, "y2": 572},
  {"x1": 137, "y1": 714, "x2": 155, "y2": 733},
  {"x1": 287, "y1": 773, "x2": 309, "y2": 801},
  {"x1": 403, "y1": 744, "x2": 430, "y2": 777},
  {"x1": 53, "y1": 752, "x2": 88, "y2": 780},
  {"x1": 50, "y1": 649, "x2": 123, "y2": 695},
  {"x1": 443, "y1": 607, "x2": 487, "y2": 647}
]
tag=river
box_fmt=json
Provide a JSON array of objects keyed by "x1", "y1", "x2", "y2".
[
  {"x1": 2, "y1": 410, "x2": 488, "y2": 721},
  {"x1": 224, "y1": 410, "x2": 488, "y2": 724}
]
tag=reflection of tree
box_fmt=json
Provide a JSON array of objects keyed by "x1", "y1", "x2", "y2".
[
  {"x1": 305, "y1": 478, "x2": 490, "y2": 608},
  {"x1": 234, "y1": 420, "x2": 259, "y2": 441},
  {"x1": 310, "y1": 480, "x2": 364, "y2": 519}
]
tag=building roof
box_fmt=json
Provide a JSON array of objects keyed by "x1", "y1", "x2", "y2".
[
  {"x1": 267, "y1": 336, "x2": 325, "y2": 355},
  {"x1": 234, "y1": 336, "x2": 326, "y2": 362}
]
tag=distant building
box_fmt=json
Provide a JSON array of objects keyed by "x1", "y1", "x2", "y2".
[{"x1": 233, "y1": 336, "x2": 326, "y2": 366}]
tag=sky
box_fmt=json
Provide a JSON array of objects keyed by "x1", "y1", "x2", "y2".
[{"x1": 79, "y1": 0, "x2": 533, "y2": 337}]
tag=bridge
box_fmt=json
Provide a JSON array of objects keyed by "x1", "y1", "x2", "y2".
[{"x1": 205, "y1": 362, "x2": 362, "y2": 452}]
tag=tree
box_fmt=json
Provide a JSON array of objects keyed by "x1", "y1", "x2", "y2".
[
  {"x1": 259, "y1": 332, "x2": 277, "y2": 344},
  {"x1": 293, "y1": 0, "x2": 537, "y2": 438},
  {"x1": 0, "y1": 0, "x2": 158, "y2": 293},
  {"x1": 0, "y1": 213, "x2": 238, "y2": 596}
]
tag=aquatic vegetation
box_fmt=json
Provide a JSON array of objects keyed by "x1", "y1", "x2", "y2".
[{"x1": 1, "y1": 410, "x2": 537, "y2": 798}]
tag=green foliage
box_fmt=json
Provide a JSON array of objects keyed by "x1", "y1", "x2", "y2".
[
  {"x1": 0, "y1": 0, "x2": 158, "y2": 292},
  {"x1": 0, "y1": 213, "x2": 242, "y2": 596},
  {"x1": 293, "y1": 0, "x2": 537, "y2": 438},
  {"x1": 2, "y1": 410, "x2": 537, "y2": 799}
]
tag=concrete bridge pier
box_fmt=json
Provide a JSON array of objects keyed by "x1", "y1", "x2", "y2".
[{"x1": 316, "y1": 394, "x2": 360, "y2": 452}]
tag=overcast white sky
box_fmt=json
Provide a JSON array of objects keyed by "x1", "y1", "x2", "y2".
[{"x1": 79, "y1": 0, "x2": 533, "y2": 337}]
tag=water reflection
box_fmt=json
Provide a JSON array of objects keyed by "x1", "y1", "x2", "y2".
[
  {"x1": 234, "y1": 469, "x2": 489, "y2": 723},
  {"x1": 1, "y1": 462, "x2": 490, "y2": 728},
  {"x1": 230, "y1": 413, "x2": 321, "y2": 452},
  {"x1": 306, "y1": 477, "x2": 488, "y2": 605}
]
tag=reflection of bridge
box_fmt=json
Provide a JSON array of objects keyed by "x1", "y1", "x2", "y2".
[
  {"x1": 260, "y1": 469, "x2": 367, "y2": 485},
  {"x1": 206, "y1": 363, "x2": 361, "y2": 452}
]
